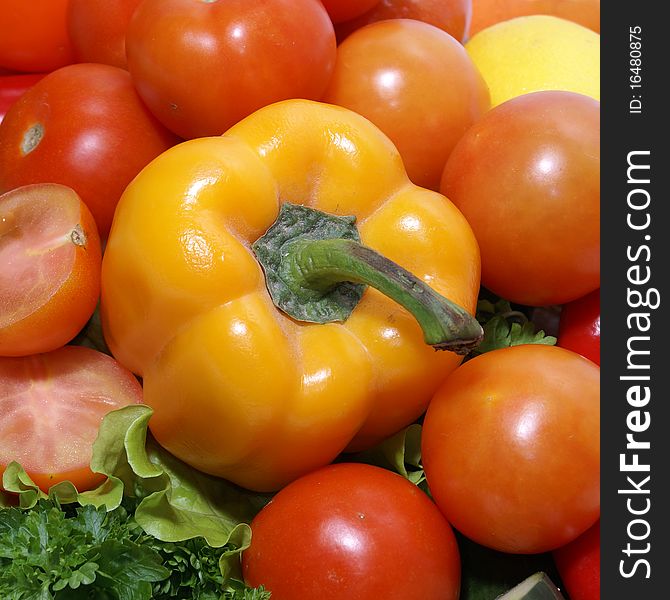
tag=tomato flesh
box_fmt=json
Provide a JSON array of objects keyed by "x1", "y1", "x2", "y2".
[
  {"x1": 0, "y1": 346, "x2": 143, "y2": 492},
  {"x1": 0, "y1": 184, "x2": 101, "y2": 357}
]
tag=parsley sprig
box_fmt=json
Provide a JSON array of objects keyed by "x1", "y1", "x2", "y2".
[
  {"x1": 0, "y1": 499, "x2": 270, "y2": 600},
  {"x1": 468, "y1": 298, "x2": 557, "y2": 358}
]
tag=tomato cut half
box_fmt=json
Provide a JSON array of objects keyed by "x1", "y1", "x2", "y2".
[
  {"x1": 0, "y1": 183, "x2": 101, "y2": 357},
  {"x1": 0, "y1": 345, "x2": 143, "y2": 492}
]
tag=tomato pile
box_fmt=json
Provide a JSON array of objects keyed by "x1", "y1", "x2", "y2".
[{"x1": 0, "y1": 1, "x2": 600, "y2": 599}]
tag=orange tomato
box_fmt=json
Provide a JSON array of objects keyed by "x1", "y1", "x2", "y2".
[
  {"x1": 422, "y1": 345, "x2": 600, "y2": 554},
  {"x1": 0, "y1": 0, "x2": 75, "y2": 72},
  {"x1": 336, "y1": 0, "x2": 472, "y2": 44},
  {"x1": 67, "y1": 0, "x2": 143, "y2": 69},
  {"x1": 324, "y1": 19, "x2": 490, "y2": 190},
  {"x1": 0, "y1": 184, "x2": 101, "y2": 357},
  {"x1": 469, "y1": 0, "x2": 600, "y2": 38}
]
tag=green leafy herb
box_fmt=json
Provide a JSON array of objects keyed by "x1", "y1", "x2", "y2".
[
  {"x1": 1, "y1": 405, "x2": 272, "y2": 595},
  {"x1": 223, "y1": 581, "x2": 272, "y2": 600},
  {"x1": 0, "y1": 500, "x2": 168, "y2": 600},
  {"x1": 470, "y1": 298, "x2": 556, "y2": 357},
  {"x1": 0, "y1": 498, "x2": 270, "y2": 600}
]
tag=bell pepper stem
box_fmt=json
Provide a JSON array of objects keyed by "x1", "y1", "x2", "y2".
[{"x1": 283, "y1": 237, "x2": 483, "y2": 355}]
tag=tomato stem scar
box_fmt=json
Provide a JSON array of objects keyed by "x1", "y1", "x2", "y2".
[
  {"x1": 21, "y1": 123, "x2": 45, "y2": 155},
  {"x1": 70, "y1": 225, "x2": 87, "y2": 247}
]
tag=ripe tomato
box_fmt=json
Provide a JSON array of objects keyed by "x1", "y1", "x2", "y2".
[
  {"x1": 469, "y1": 0, "x2": 600, "y2": 38},
  {"x1": 321, "y1": 0, "x2": 380, "y2": 23},
  {"x1": 0, "y1": 63, "x2": 180, "y2": 239},
  {"x1": 243, "y1": 463, "x2": 461, "y2": 600},
  {"x1": 440, "y1": 91, "x2": 600, "y2": 306},
  {"x1": 0, "y1": 345, "x2": 143, "y2": 492},
  {"x1": 0, "y1": 184, "x2": 101, "y2": 357},
  {"x1": 0, "y1": 74, "x2": 44, "y2": 124},
  {"x1": 336, "y1": 0, "x2": 472, "y2": 44},
  {"x1": 125, "y1": 0, "x2": 336, "y2": 139},
  {"x1": 0, "y1": 0, "x2": 75, "y2": 73},
  {"x1": 553, "y1": 520, "x2": 600, "y2": 600},
  {"x1": 558, "y1": 289, "x2": 600, "y2": 365},
  {"x1": 67, "y1": 0, "x2": 143, "y2": 69},
  {"x1": 422, "y1": 344, "x2": 600, "y2": 554},
  {"x1": 324, "y1": 19, "x2": 489, "y2": 191}
]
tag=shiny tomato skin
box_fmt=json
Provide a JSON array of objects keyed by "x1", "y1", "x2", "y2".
[
  {"x1": 0, "y1": 345, "x2": 143, "y2": 492},
  {"x1": 324, "y1": 19, "x2": 490, "y2": 190},
  {"x1": 0, "y1": 63, "x2": 180, "y2": 239},
  {"x1": 552, "y1": 520, "x2": 600, "y2": 600},
  {"x1": 422, "y1": 344, "x2": 600, "y2": 554},
  {"x1": 0, "y1": 75, "x2": 44, "y2": 124},
  {"x1": 0, "y1": 0, "x2": 75, "y2": 73},
  {"x1": 243, "y1": 463, "x2": 460, "y2": 600},
  {"x1": 125, "y1": 0, "x2": 336, "y2": 139},
  {"x1": 321, "y1": 0, "x2": 381, "y2": 23},
  {"x1": 336, "y1": 0, "x2": 472, "y2": 44},
  {"x1": 440, "y1": 91, "x2": 600, "y2": 306},
  {"x1": 67, "y1": 0, "x2": 143, "y2": 69},
  {"x1": 0, "y1": 184, "x2": 101, "y2": 357},
  {"x1": 558, "y1": 289, "x2": 600, "y2": 365}
]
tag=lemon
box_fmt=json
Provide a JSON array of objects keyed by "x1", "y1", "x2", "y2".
[{"x1": 465, "y1": 15, "x2": 600, "y2": 107}]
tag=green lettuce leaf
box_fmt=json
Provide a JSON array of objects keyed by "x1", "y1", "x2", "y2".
[
  {"x1": 1, "y1": 405, "x2": 260, "y2": 578},
  {"x1": 344, "y1": 423, "x2": 426, "y2": 489}
]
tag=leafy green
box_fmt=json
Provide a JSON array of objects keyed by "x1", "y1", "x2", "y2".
[
  {"x1": 470, "y1": 298, "x2": 556, "y2": 357},
  {"x1": 1, "y1": 405, "x2": 266, "y2": 589},
  {"x1": 0, "y1": 500, "x2": 168, "y2": 600},
  {"x1": 0, "y1": 498, "x2": 270, "y2": 600},
  {"x1": 222, "y1": 582, "x2": 271, "y2": 600},
  {"x1": 344, "y1": 423, "x2": 426, "y2": 489}
]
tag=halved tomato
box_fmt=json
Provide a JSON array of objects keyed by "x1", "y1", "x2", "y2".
[
  {"x1": 0, "y1": 345, "x2": 143, "y2": 492},
  {"x1": 0, "y1": 183, "x2": 101, "y2": 356}
]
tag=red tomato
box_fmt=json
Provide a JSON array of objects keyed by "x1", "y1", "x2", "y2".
[
  {"x1": 558, "y1": 289, "x2": 600, "y2": 365},
  {"x1": 67, "y1": 0, "x2": 143, "y2": 69},
  {"x1": 0, "y1": 345, "x2": 143, "y2": 492},
  {"x1": 553, "y1": 520, "x2": 600, "y2": 600},
  {"x1": 422, "y1": 344, "x2": 600, "y2": 554},
  {"x1": 0, "y1": 0, "x2": 75, "y2": 73},
  {"x1": 321, "y1": 0, "x2": 380, "y2": 23},
  {"x1": 243, "y1": 463, "x2": 461, "y2": 600},
  {"x1": 336, "y1": 0, "x2": 472, "y2": 44},
  {"x1": 324, "y1": 19, "x2": 490, "y2": 190},
  {"x1": 0, "y1": 184, "x2": 101, "y2": 357},
  {"x1": 469, "y1": 0, "x2": 600, "y2": 38},
  {"x1": 0, "y1": 74, "x2": 44, "y2": 124},
  {"x1": 0, "y1": 63, "x2": 180, "y2": 239},
  {"x1": 440, "y1": 91, "x2": 600, "y2": 306},
  {"x1": 125, "y1": 0, "x2": 336, "y2": 139}
]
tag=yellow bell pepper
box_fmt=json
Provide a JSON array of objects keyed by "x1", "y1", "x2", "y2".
[{"x1": 101, "y1": 100, "x2": 481, "y2": 492}]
